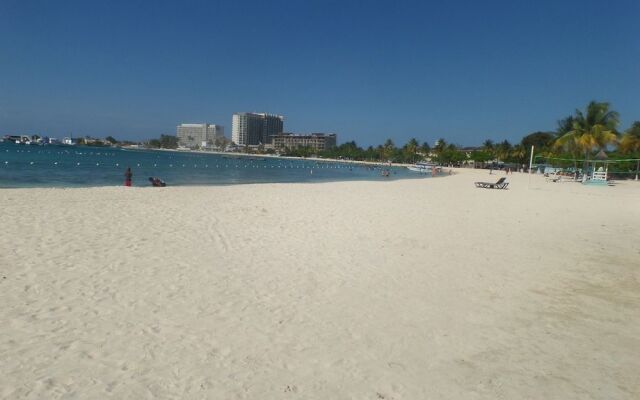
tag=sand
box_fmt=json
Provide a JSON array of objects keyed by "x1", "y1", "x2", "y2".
[{"x1": 1, "y1": 170, "x2": 639, "y2": 399}]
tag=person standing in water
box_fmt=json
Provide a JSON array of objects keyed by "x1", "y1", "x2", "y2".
[{"x1": 124, "y1": 167, "x2": 133, "y2": 187}]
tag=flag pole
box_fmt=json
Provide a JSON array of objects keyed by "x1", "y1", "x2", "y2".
[{"x1": 528, "y1": 145, "x2": 534, "y2": 189}]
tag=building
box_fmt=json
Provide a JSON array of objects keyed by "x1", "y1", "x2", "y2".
[
  {"x1": 271, "y1": 133, "x2": 337, "y2": 152},
  {"x1": 231, "y1": 113, "x2": 284, "y2": 146},
  {"x1": 176, "y1": 123, "x2": 224, "y2": 148}
]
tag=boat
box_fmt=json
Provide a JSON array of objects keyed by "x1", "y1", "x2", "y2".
[
  {"x1": 61, "y1": 137, "x2": 77, "y2": 146},
  {"x1": 407, "y1": 162, "x2": 441, "y2": 173},
  {"x1": 3, "y1": 135, "x2": 31, "y2": 144}
]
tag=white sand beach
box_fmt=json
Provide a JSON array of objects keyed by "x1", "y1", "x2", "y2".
[{"x1": 1, "y1": 170, "x2": 639, "y2": 399}]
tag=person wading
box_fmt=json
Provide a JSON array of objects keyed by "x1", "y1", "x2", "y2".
[{"x1": 124, "y1": 167, "x2": 133, "y2": 187}]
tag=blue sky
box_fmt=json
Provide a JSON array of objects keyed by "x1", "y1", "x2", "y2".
[{"x1": 1, "y1": 0, "x2": 638, "y2": 146}]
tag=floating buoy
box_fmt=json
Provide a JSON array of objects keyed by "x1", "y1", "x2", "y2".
[{"x1": 30, "y1": 161, "x2": 34, "y2": 165}]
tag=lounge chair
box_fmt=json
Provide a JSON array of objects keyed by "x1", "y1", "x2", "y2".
[
  {"x1": 545, "y1": 172, "x2": 561, "y2": 182},
  {"x1": 474, "y1": 177, "x2": 509, "y2": 189}
]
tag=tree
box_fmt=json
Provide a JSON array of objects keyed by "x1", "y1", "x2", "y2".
[
  {"x1": 105, "y1": 136, "x2": 118, "y2": 144},
  {"x1": 521, "y1": 131, "x2": 554, "y2": 152},
  {"x1": 382, "y1": 139, "x2": 396, "y2": 161},
  {"x1": 619, "y1": 121, "x2": 640, "y2": 154},
  {"x1": 482, "y1": 139, "x2": 494, "y2": 151},
  {"x1": 420, "y1": 141, "x2": 431, "y2": 156},
  {"x1": 214, "y1": 136, "x2": 230, "y2": 149},
  {"x1": 433, "y1": 138, "x2": 447, "y2": 156},
  {"x1": 620, "y1": 122, "x2": 640, "y2": 180},
  {"x1": 148, "y1": 135, "x2": 179, "y2": 149},
  {"x1": 470, "y1": 150, "x2": 492, "y2": 165},
  {"x1": 283, "y1": 145, "x2": 314, "y2": 158},
  {"x1": 364, "y1": 146, "x2": 377, "y2": 161},
  {"x1": 509, "y1": 144, "x2": 527, "y2": 165},
  {"x1": 496, "y1": 140, "x2": 512, "y2": 161},
  {"x1": 482, "y1": 139, "x2": 495, "y2": 159},
  {"x1": 339, "y1": 141, "x2": 362, "y2": 160},
  {"x1": 556, "y1": 116, "x2": 575, "y2": 136},
  {"x1": 159, "y1": 135, "x2": 179, "y2": 149},
  {"x1": 402, "y1": 138, "x2": 420, "y2": 163},
  {"x1": 555, "y1": 116, "x2": 583, "y2": 174},
  {"x1": 554, "y1": 101, "x2": 619, "y2": 170},
  {"x1": 318, "y1": 140, "x2": 368, "y2": 161}
]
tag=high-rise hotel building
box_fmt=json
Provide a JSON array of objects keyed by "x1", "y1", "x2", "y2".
[
  {"x1": 176, "y1": 123, "x2": 224, "y2": 148},
  {"x1": 232, "y1": 113, "x2": 284, "y2": 146}
]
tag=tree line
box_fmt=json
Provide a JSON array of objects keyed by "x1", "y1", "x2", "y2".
[{"x1": 282, "y1": 101, "x2": 640, "y2": 172}]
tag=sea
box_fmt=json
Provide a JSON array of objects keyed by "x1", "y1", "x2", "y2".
[{"x1": 0, "y1": 142, "x2": 430, "y2": 188}]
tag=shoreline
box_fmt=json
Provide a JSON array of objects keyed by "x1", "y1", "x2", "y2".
[{"x1": 128, "y1": 146, "x2": 417, "y2": 167}]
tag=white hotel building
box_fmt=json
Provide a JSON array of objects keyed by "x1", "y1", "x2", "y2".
[{"x1": 176, "y1": 123, "x2": 224, "y2": 148}]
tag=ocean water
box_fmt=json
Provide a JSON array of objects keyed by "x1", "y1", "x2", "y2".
[{"x1": 0, "y1": 143, "x2": 430, "y2": 188}]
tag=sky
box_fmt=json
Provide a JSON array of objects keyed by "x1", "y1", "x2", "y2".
[{"x1": 1, "y1": 0, "x2": 639, "y2": 147}]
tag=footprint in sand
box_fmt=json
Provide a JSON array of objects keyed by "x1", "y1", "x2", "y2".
[{"x1": 284, "y1": 385, "x2": 298, "y2": 393}]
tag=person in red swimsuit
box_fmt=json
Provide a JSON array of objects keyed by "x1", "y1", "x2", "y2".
[{"x1": 124, "y1": 167, "x2": 133, "y2": 186}]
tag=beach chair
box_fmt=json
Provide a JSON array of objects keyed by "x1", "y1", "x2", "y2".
[
  {"x1": 545, "y1": 172, "x2": 561, "y2": 182},
  {"x1": 474, "y1": 177, "x2": 509, "y2": 189}
]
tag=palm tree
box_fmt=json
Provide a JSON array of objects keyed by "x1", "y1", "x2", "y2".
[
  {"x1": 619, "y1": 121, "x2": 640, "y2": 154},
  {"x1": 620, "y1": 121, "x2": 640, "y2": 180},
  {"x1": 554, "y1": 101, "x2": 619, "y2": 172},
  {"x1": 434, "y1": 138, "x2": 447, "y2": 154},
  {"x1": 556, "y1": 116, "x2": 575, "y2": 136},
  {"x1": 510, "y1": 144, "x2": 527, "y2": 166},
  {"x1": 554, "y1": 121, "x2": 582, "y2": 173},
  {"x1": 496, "y1": 140, "x2": 512, "y2": 162},
  {"x1": 482, "y1": 139, "x2": 496, "y2": 161},
  {"x1": 382, "y1": 139, "x2": 396, "y2": 162},
  {"x1": 403, "y1": 138, "x2": 420, "y2": 162},
  {"x1": 420, "y1": 141, "x2": 431, "y2": 155}
]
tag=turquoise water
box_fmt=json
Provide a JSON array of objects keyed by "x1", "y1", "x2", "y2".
[{"x1": 0, "y1": 143, "x2": 429, "y2": 188}]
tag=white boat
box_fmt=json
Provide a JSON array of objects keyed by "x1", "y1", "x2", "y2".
[{"x1": 407, "y1": 162, "x2": 441, "y2": 173}]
